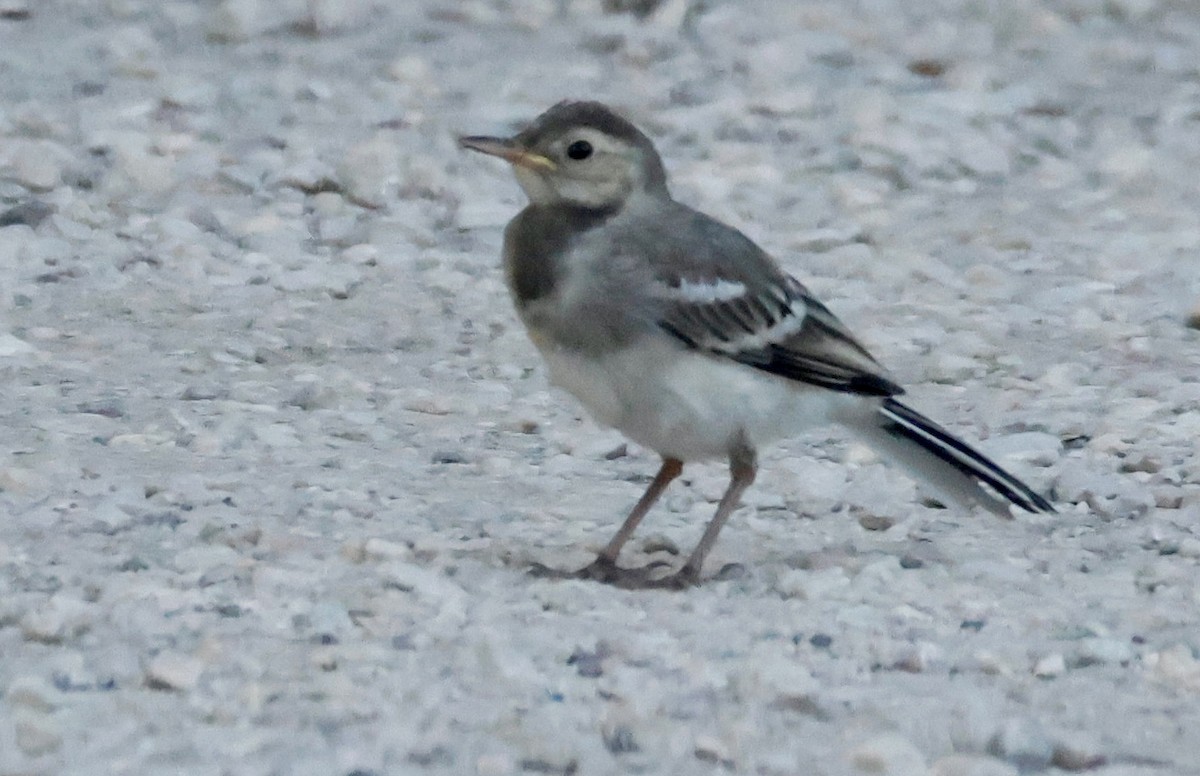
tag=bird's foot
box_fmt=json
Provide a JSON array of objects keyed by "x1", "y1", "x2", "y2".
[
  {"x1": 528, "y1": 556, "x2": 674, "y2": 588},
  {"x1": 639, "y1": 563, "x2": 702, "y2": 590}
]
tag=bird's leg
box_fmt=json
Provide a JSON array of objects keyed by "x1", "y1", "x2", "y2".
[
  {"x1": 649, "y1": 446, "x2": 757, "y2": 590},
  {"x1": 530, "y1": 458, "x2": 683, "y2": 585}
]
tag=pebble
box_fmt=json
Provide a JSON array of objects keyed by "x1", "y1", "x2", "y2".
[
  {"x1": 306, "y1": 0, "x2": 369, "y2": 34},
  {"x1": 0, "y1": 0, "x2": 30, "y2": 21},
  {"x1": 791, "y1": 226, "x2": 864, "y2": 253},
  {"x1": 112, "y1": 143, "x2": 176, "y2": 195},
  {"x1": 0, "y1": 199, "x2": 53, "y2": 228},
  {"x1": 105, "y1": 24, "x2": 163, "y2": 77},
  {"x1": 21, "y1": 595, "x2": 95, "y2": 644},
  {"x1": 927, "y1": 352, "x2": 984, "y2": 383},
  {"x1": 1032, "y1": 653, "x2": 1065, "y2": 678},
  {"x1": 1105, "y1": 0, "x2": 1158, "y2": 19},
  {"x1": 173, "y1": 545, "x2": 240, "y2": 574},
  {"x1": 209, "y1": 0, "x2": 271, "y2": 40},
  {"x1": 0, "y1": 332, "x2": 37, "y2": 357},
  {"x1": 8, "y1": 140, "x2": 66, "y2": 190},
  {"x1": 401, "y1": 390, "x2": 454, "y2": 415},
  {"x1": 810, "y1": 633, "x2": 834, "y2": 649},
  {"x1": 513, "y1": 708, "x2": 580, "y2": 775},
  {"x1": 1147, "y1": 644, "x2": 1200, "y2": 691},
  {"x1": 0, "y1": 465, "x2": 46, "y2": 495},
  {"x1": 145, "y1": 651, "x2": 205, "y2": 691},
  {"x1": 892, "y1": 641, "x2": 944, "y2": 673},
  {"x1": 6, "y1": 675, "x2": 59, "y2": 712},
  {"x1": 639, "y1": 533, "x2": 679, "y2": 555},
  {"x1": 858, "y1": 513, "x2": 896, "y2": 531},
  {"x1": 1069, "y1": 637, "x2": 1132, "y2": 667},
  {"x1": 986, "y1": 718, "x2": 1054, "y2": 771},
  {"x1": 15, "y1": 712, "x2": 63, "y2": 756},
  {"x1": 775, "y1": 567, "x2": 851, "y2": 600},
  {"x1": 181, "y1": 383, "x2": 229, "y2": 401},
  {"x1": 362, "y1": 537, "x2": 414, "y2": 562},
  {"x1": 1054, "y1": 465, "x2": 1154, "y2": 519},
  {"x1": 307, "y1": 600, "x2": 355, "y2": 642},
  {"x1": 693, "y1": 735, "x2": 735, "y2": 769},
  {"x1": 849, "y1": 732, "x2": 927, "y2": 775},
  {"x1": 981, "y1": 432, "x2": 1062, "y2": 467},
  {"x1": 930, "y1": 755, "x2": 1018, "y2": 776},
  {"x1": 1187, "y1": 304, "x2": 1200, "y2": 330},
  {"x1": 1050, "y1": 733, "x2": 1107, "y2": 771},
  {"x1": 475, "y1": 753, "x2": 515, "y2": 776},
  {"x1": 286, "y1": 377, "x2": 337, "y2": 410},
  {"x1": 338, "y1": 134, "x2": 399, "y2": 208},
  {"x1": 277, "y1": 157, "x2": 340, "y2": 194},
  {"x1": 90, "y1": 501, "x2": 135, "y2": 534}
]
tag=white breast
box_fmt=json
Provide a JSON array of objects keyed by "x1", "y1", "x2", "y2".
[{"x1": 535, "y1": 335, "x2": 855, "y2": 461}]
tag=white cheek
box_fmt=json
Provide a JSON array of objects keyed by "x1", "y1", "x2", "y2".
[
  {"x1": 556, "y1": 177, "x2": 626, "y2": 209},
  {"x1": 514, "y1": 168, "x2": 557, "y2": 204}
]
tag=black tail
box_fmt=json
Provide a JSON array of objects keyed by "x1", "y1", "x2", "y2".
[{"x1": 877, "y1": 398, "x2": 1055, "y2": 514}]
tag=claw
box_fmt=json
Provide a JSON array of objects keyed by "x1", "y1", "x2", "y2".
[
  {"x1": 641, "y1": 565, "x2": 701, "y2": 590},
  {"x1": 527, "y1": 561, "x2": 573, "y2": 580},
  {"x1": 528, "y1": 556, "x2": 682, "y2": 589}
]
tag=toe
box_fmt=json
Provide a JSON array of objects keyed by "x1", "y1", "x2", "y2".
[{"x1": 527, "y1": 562, "x2": 574, "y2": 580}]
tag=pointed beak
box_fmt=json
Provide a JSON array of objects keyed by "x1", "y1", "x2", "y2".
[{"x1": 458, "y1": 135, "x2": 557, "y2": 172}]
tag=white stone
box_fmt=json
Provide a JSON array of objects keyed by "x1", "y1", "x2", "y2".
[
  {"x1": 173, "y1": 545, "x2": 240, "y2": 573},
  {"x1": 5, "y1": 676, "x2": 59, "y2": 712},
  {"x1": 338, "y1": 134, "x2": 399, "y2": 207},
  {"x1": 1032, "y1": 653, "x2": 1065, "y2": 678},
  {"x1": 986, "y1": 718, "x2": 1054, "y2": 770},
  {"x1": 775, "y1": 567, "x2": 851, "y2": 600},
  {"x1": 930, "y1": 755, "x2": 1018, "y2": 776},
  {"x1": 306, "y1": 0, "x2": 368, "y2": 34},
  {"x1": 363, "y1": 537, "x2": 414, "y2": 562},
  {"x1": 1148, "y1": 644, "x2": 1200, "y2": 691},
  {"x1": 693, "y1": 734, "x2": 735, "y2": 769},
  {"x1": 402, "y1": 391, "x2": 453, "y2": 415},
  {"x1": 21, "y1": 595, "x2": 95, "y2": 644},
  {"x1": 387, "y1": 55, "x2": 431, "y2": 85},
  {"x1": 0, "y1": 465, "x2": 45, "y2": 495},
  {"x1": 1070, "y1": 637, "x2": 1132, "y2": 667},
  {"x1": 105, "y1": 25, "x2": 163, "y2": 77},
  {"x1": 1054, "y1": 464, "x2": 1154, "y2": 519},
  {"x1": 0, "y1": 333, "x2": 36, "y2": 357},
  {"x1": 307, "y1": 600, "x2": 354, "y2": 638},
  {"x1": 850, "y1": 732, "x2": 928, "y2": 775},
  {"x1": 90, "y1": 501, "x2": 135, "y2": 533},
  {"x1": 0, "y1": 0, "x2": 30, "y2": 19},
  {"x1": 981, "y1": 432, "x2": 1062, "y2": 467},
  {"x1": 113, "y1": 144, "x2": 176, "y2": 194},
  {"x1": 15, "y1": 712, "x2": 62, "y2": 757},
  {"x1": 210, "y1": 0, "x2": 267, "y2": 40},
  {"x1": 145, "y1": 651, "x2": 205, "y2": 691},
  {"x1": 9, "y1": 140, "x2": 65, "y2": 190}
]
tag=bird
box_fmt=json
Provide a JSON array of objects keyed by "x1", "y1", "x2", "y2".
[{"x1": 459, "y1": 100, "x2": 1054, "y2": 589}]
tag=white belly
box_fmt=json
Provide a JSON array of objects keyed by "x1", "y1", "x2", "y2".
[{"x1": 536, "y1": 336, "x2": 853, "y2": 461}]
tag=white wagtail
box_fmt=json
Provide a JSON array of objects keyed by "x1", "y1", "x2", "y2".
[{"x1": 460, "y1": 101, "x2": 1054, "y2": 589}]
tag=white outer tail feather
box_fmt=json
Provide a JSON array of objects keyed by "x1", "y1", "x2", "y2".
[{"x1": 853, "y1": 398, "x2": 1055, "y2": 515}]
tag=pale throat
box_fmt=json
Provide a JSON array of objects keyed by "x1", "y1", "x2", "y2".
[
  {"x1": 514, "y1": 167, "x2": 635, "y2": 211},
  {"x1": 514, "y1": 167, "x2": 557, "y2": 205}
]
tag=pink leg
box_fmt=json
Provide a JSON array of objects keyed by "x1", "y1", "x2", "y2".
[{"x1": 530, "y1": 458, "x2": 683, "y2": 585}]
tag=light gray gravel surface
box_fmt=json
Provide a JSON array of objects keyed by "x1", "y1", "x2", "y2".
[{"x1": 2, "y1": 1, "x2": 1199, "y2": 774}]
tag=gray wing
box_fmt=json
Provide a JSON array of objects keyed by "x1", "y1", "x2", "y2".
[{"x1": 643, "y1": 211, "x2": 903, "y2": 397}]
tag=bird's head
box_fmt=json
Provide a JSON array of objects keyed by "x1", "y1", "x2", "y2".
[{"x1": 459, "y1": 100, "x2": 668, "y2": 212}]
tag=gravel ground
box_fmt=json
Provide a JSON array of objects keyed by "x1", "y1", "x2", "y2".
[{"x1": 2, "y1": 1, "x2": 1200, "y2": 774}]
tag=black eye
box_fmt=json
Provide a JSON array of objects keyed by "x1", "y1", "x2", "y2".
[{"x1": 566, "y1": 140, "x2": 593, "y2": 160}]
